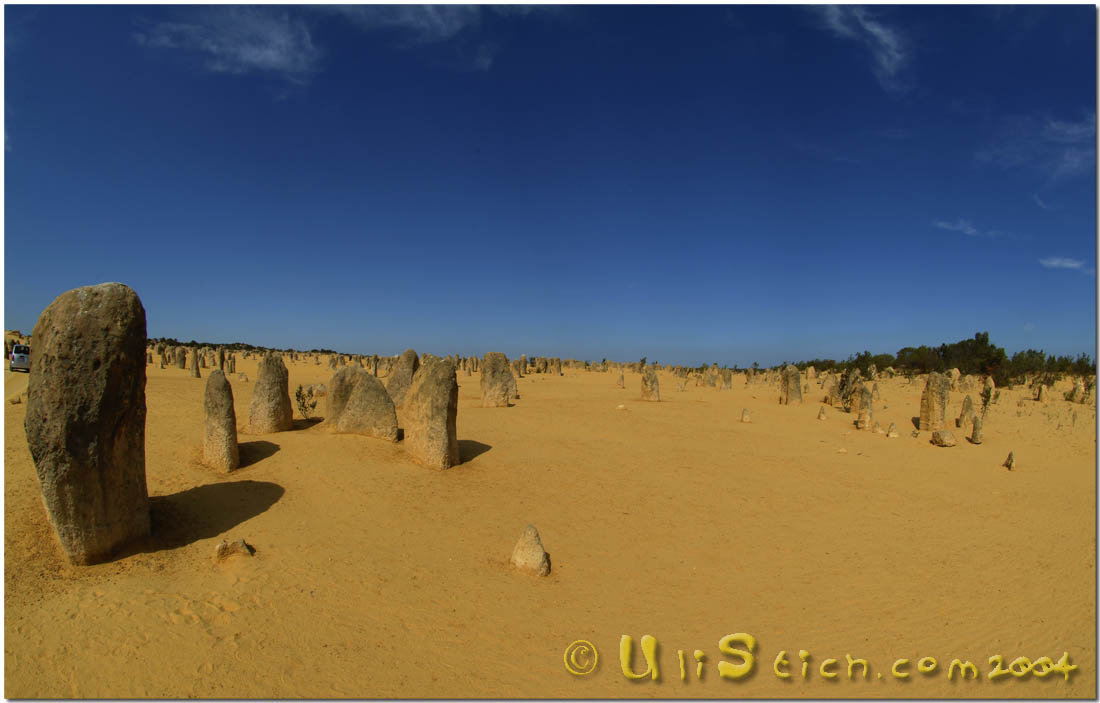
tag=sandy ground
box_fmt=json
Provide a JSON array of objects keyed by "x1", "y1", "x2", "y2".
[{"x1": 4, "y1": 357, "x2": 1095, "y2": 698}]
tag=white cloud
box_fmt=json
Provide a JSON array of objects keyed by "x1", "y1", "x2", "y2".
[
  {"x1": 136, "y1": 7, "x2": 322, "y2": 83},
  {"x1": 1038, "y1": 256, "x2": 1085, "y2": 270},
  {"x1": 327, "y1": 5, "x2": 483, "y2": 44},
  {"x1": 814, "y1": 6, "x2": 910, "y2": 92},
  {"x1": 1032, "y1": 193, "x2": 1050, "y2": 210},
  {"x1": 977, "y1": 112, "x2": 1095, "y2": 184},
  {"x1": 934, "y1": 219, "x2": 979, "y2": 236}
]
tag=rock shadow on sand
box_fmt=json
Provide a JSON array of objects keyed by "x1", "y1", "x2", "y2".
[
  {"x1": 292, "y1": 417, "x2": 324, "y2": 431},
  {"x1": 238, "y1": 440, "x2": 280, "y2": 467},
  {"x1": 146, "y1": 480, "x2": 285, "y2": 552},
  {"x1": 459, "y1": 439, "x2": 493, "y2": 461}
]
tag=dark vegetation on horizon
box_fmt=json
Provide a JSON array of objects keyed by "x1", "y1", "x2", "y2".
[
  {"x1": 149, "y1": 332, "x2": 1094, "y2": 389},
  {"x1": 780, "y1": 332, "x2": 1094, "y2": 387}
]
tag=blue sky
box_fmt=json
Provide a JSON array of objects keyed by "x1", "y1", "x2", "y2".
[{"x1": 4, "y1": 4, "x2": 1096, "y2": 366}]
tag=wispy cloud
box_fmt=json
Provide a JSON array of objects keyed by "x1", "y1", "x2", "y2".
[
  {"x1": 319, "y1": 5, "x2": 559, "y2": 71},
  {"x1": 977, "y1": 112, "x2": 1095, "y2": 185},
  {"x1": 1032, "y1": 193, "x2": 1050, "y2": 210},
  {"x1": 813, "y1": 6, "x2": 910, "y2": 93},
  {"x1": 934, "y1": 219, "x2": 980, "y2": 237},
  {"x1": 325, "y1": 5, "x2": 483, "y2": 44},
  {"x1": 1039, "y1": 256, "x2": 1086, "y2": 270},
  {"x1": 135, "y1": 7, "x2": 321, "y2": 83},
  {"x1": 1038, "y1": 257, "x2": 1095, "y2": 276}
]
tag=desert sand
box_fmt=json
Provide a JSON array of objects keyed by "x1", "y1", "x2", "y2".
[{"x1": 4, "y1": 356, "x2": 1095, "y2": 698}]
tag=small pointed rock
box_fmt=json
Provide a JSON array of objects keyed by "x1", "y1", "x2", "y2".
[
  {"x1": 817, "y1": 406, "x2": 826, "y2": 420},
  {"x1": 214, "y1": 538, "x2": 254, "y2": 562},
  {"x1": 510, "y1": 525, "x2": 550, "y2": 576},
  {"x1": 886, "y1": 422, "x2": 899, "y2": 438},
  {"x1": 1003, "y1": 451, "x2": 1014, "y2": 470},
  {"x1": 740, "y1": 408, "x2": 751, "y2": 423}
]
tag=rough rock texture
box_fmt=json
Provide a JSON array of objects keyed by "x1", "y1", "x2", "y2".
[
  {"x1": 779, "y1": 364, "x2": 802, "y2": 405},
  {"x1": 327, "y1": 367, "x2": 362, "y2": 425},
  {"x1": 328, "y1": 368, "x2": 398, "y2": 441},
  {"x1": 24, "y1": 282, "x2": 151, "y2": 565},
  {"x1": 249, "y1": 352, "x2": 293, "y2": 433},
  {"x1": 1068, "y1": 378, "x2": 1086, "y2": 403},
  {"x1": 919, "y1": 372, "x2": 950, "y2": 431},
  {"x1": 886, "y1": 422, "x2": 899, "y2": 438},
  {"x1": 403, "y1": 358, "x2": 460, "y2": 470},
  {"x1": 480, "y1": 352, "x2": 516, "y2": 408},
  {"x1": 856, "y1": 410, "x2": 872, "y2": 430},
  {"x1": 385, "y1": 349, "x2": 420, "y2": 408},
  {"x1": 214, "y1": 538, "x2": 254, "y2": 562},
  {"x1": 510, "y1": 524, "x2": 550, "y2": 576},
  {"x1": 641, "y1": 368, "x2": 660, "y2": 401},
  {"x1": 203, "y1": 370, "x2": 239, "y2": 472},
  {"x1": 969, "y1": 415, "x2": 984, "y2": 444},
  {"x1": 174, "y1": 346, "x2": 186, "y2": 369},
  {"x1": 849, "y1": 383, "x2": 870, "y2": 415},
  {"x1": 1003, "y1": 451, "x2": 1015, "y2": 470},
  {"x1": 931, "y1": 429, "x2": 957, "y2": 447},
  {"x1": 217, "y1": 347, "x2": 226, "y2": 372},
  {"x1": 817, "y1": 406, "x2": 827, "y2": 420},
  {"x1": 190, "y1": 348, "x2": 201, "y2": 378},
  {"x1": 956, "y1": 395, "x2": 975, "y2": 429}
]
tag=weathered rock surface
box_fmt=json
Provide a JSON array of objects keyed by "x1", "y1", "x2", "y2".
[
  {"x1": 480, "y1": 352, "x2": 515, "y2": 408},
  {"x1": 328, "y1": 368, "x2": 398, "y2": 441},
  {"x1": 403, "y1": 358, "x2": 460, "y2": 470},
  {"x1": 249, "y1": 352, "x2": 293, "y2": 433},
  {"x1": 919, "y1": 372, "x2": 950, "y2": 431},
  {"x1": 641, "y1": 368, "x2": 660, "y2": 401},
  {"x1": 386, "y1": 349, "x2": 420, "y2": 408},
  {"x1": 931, "y1": 429, "x2": 957, "y2": 447},
  {"x1": 203, "y1": 370, "x2": 239, "y2": 472},
  {"x1": 780, "y1": 364, "x2": 802, "y2": 405},
  {"x1": 24, "y1": 282, "x2": 151, "y2": 565},
  {"x1": 510, "y1": 524, "x2": 550, "y2": 576}
]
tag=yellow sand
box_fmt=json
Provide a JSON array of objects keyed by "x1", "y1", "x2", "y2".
[{"x1": 4, "y1": 358, "x2": 1095, "y2": 698}]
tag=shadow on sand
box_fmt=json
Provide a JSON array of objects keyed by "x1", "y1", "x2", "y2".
[
  {"x1": 459, "y1": 440, "x2": 493, "y2": 462},
  {"x1": 292, "y1": 417, "x2": 324, "y2": 431},
  {"x1": 146, "y1": 480, "x2": 285, "y2": 552},
  {"x1": 238, "y1": 440, "x2": 281, "y2": 467}
]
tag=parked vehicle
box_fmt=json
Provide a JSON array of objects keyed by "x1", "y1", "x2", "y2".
[{"x1": 10, "y1": 344, "x2": 29, "y2": 372}]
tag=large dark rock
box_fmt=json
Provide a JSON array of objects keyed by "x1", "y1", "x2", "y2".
[
  {"x1": 203, "y1": 370, "x2": 239, "y2": 472},
  {"x1": 780, "y1": 365, "x2": 802, "y2": 405},
  {"x1": 641, "y1": 368, "x2": 660, "y2": 401},
  {"x1": 480, "y1": 352, "x2": 515, "y2": 408},
  {"x1": 403, "y1": 358, "x2": 460, "y2": 470},
  {"x1": 249, "y1": 352, "x2": 292, "y2": 433},
  {"x1": 920, "y1": 371, "x2": 950, "y2": 431},
  {"x1": 24, "y1": 282, "x2": 151, "y2": 565},
  {"x1": 386, "y1": 348, "x2": 420, "y2": 408},
  {"x1": 326, "y1": 367, "x2": 398, "y2": 441}
]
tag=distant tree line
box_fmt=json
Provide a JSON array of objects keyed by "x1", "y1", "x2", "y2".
[
  {"x1": 785, "y1": 332, "x2": 1095, "y2": 387},
  {"x1": 148, "y1": 337, "x2": 341, "y2": 354}
]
